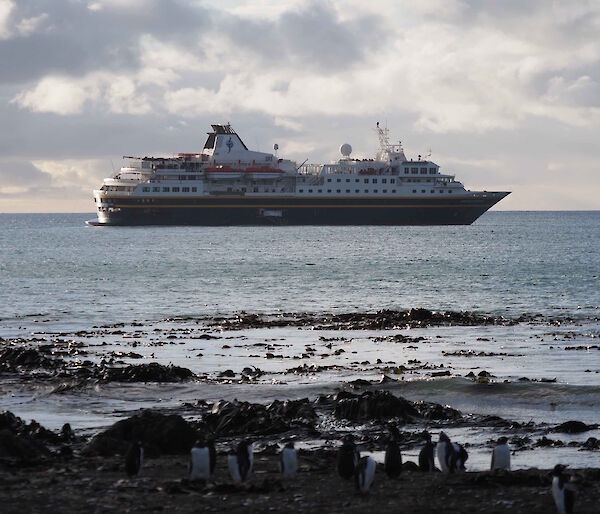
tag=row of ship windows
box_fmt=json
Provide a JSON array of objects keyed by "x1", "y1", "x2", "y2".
[
  {"x1": 298, "y1": 189, "x2": 454, "y2": 194},
  {"x1": 142, "y1": 186, "x2": 198, "y2": 192},
  {"x1": 324, "y1": 177, "x2": 396, "y2": 184},
  {"x1": 405, "y1": 168, "x2": 437, "y2": 175}
]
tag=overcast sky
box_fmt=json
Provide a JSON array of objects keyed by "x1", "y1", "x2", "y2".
[{"x1": 1, "y1": 0, "x2": 599, "y2": 212}]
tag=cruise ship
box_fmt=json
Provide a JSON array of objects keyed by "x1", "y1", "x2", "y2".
[{"x1": 89, "y1": 123, "x2": 509, "y2": 226}]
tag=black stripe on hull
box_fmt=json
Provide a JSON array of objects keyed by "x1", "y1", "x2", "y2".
[{"x1": 92, "y1": 193, "x2": 509, "y2": 226}]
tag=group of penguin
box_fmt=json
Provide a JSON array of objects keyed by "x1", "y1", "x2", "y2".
[{"x1": 124, "y1": 430, "x2": 576, "y2": 514}]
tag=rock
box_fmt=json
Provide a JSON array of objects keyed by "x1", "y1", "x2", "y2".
[
  {"x1": 102, "y1": 363, "x2": 195, "y2": 383},
  {"x1": 203, "y1": 399, "x2": 314, "y2": 436},
  {"x1": 333, "y1": 391, "x2": 419, "y2": 421},
  {"x1": 218, "y1": 369, "x2": 235, "y2": 378},
  {"x1": 0, "y1": 429, "x2": 51, "y2": 461},
  {"x1": 0, "y1": 411, "x2": 60, "y2": 444},
  {"x1": 582, "y1": 437, "x2": 599, "y2": 450},
  {"x1": 553, "y1": 420, "x2": 595, "y2": 434},
  {"x1": 0, "y1": 347, "x2": 59, "y2": 372},
  {"x1": 402, "y1": 461, "x2": 421, "y2": 472},
  {"x1": 431, "y1": 370, "x2": 452, "y2": 377},
  {"x1": 83, "y1": 410, "x2": 198, "y2": 457},
  {"x1": 412, "y1": 401, "x2": 462, "y2": 420}
]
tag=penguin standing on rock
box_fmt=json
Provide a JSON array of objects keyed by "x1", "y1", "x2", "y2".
[
  {"x1": 384, "y1": 427, "x2": 402, "y2": 478},
  {"x1": 452, "y1": 442, "x2": 468, "y2": 472},
  {"x1": 436, "y1": 432, "x2": 456, "y2": 473},
  {"x1": 491, "y1": 436, "x2": 510, "y2": 471},
  {"x1": 125, "y1": 440, "x2": 143, "y2": 477},
  {"x1": 228, "y1": 440, "x2": 253, "y2": 483},
  {"x1": 280, "y1": 442, "x2": 298, "y2": 479},
  {"x1": 418, "y1": 431, "x2": 435, "y2": 472},
  {"x1": 551, "y1": 464, "x2": 576, "y2": 514},
  {"x1": 337, "y1": 434, "x2": 360, "y2": 480},
  {"x1": 355, "y1": 456, "x2": 376, "y2": 495},
  {"x1": 189, "y1": 438, "x2": 216, "y2": 482}
]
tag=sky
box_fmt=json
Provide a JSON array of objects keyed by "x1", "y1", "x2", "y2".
[{"x1": 0, "y1": 0, "x2": 599, "y2": 212}]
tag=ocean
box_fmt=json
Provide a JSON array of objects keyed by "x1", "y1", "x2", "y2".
[{"x1": 1, "y1": 211, "x2": 599, "y2": 470}]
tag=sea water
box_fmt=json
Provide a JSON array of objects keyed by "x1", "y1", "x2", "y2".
[{"x1": 0, "y1": 211, "x2": 599, "y2": 469}]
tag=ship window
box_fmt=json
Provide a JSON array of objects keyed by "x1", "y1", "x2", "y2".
[
  {"x1": 253, "y1": 187, "x2": 258, "y2": 192},
  {"x1": 163, "y1": 187, "x2": 170, "y2": 192},
  {"x1": 308, "y1": 189, "x2": 313, "y2": 193},
  {"x1": 448, "y1": 190, "x2": 453, "y2": 193},
  {"x1": 383, "y1": 189, "x2": 387, "y2": 193},
  {"x1": 373, "y1": 179, "x2": 377, "y2": 183},
  {"x1": 346, "y1": 189, "x2": 350, "y2": 193},
  {"x1": 153, "y1": 187, "x2": 159, "y2": 192},
  {"x1": 411, "y1": 168, "x2": 418, "y2": 174},
  {"x1": 412, "y1": 189, "x2": 417, "y2": 193},
  {"x1": 373, "y1": 189, "x2": 378, "y2": 193},
  {"x1": 299, "y1": 189, "x2": 304, "y2": 192},
  {"x1": 327, "y1": 178, "x2": 332, "y2": 182},
  {"x1": 405, "y1": 168, "x2": 409, "y2": 174},
  {"x1": 355, "y1": 179, "x2": 359, "y2": 183},
  {"x1": 421, "y1": 189, "x2": 426, "y2": 193},
  {"x1": 192, "y1": 187, "x2": 197, "y2": 192},
  {"x1": 382, "y1": 179, "x2": 387, "y2": 184},
  {"x1": 364, "y1": 179, "x2": 369, "y2": 183},
  {"x1": 346, "y1": 178, "x2": 350, "y2": 182},
  {"x1": 182, "y1": 187, "x2": 190, "y2": 192},
  {"x1": 364, "y1": 189, "x2": 368, "y2": 193},
  {"x1": 430, "y1": 190, "x2": 434, "y2": 193},
  {"x1": 336, "y1": 189, "x2": 341, "y2": 193},
  {"x1": 390, "y1": 179, "x2": 395, "y2": 184},
  {"x1": 172, "y1": 187, "x2": 180, "y2": 192},
  {"x1": 355, "y1": 189, "x2": 359, "y2": 193},
  {"x1": 142, "y1": 187, "x2": 150, "y2": 192},
  {"x1": 318, "y1": 189, "x2": 322, "y2": 193},
  {"x1": 392, "y1": 189, "x2": 396, "y2": 193},
  {"x1": 327, "y1": 189, "x2": 332, "y2": 193},
  {"x1": 337, "y1": 178, "x2": 341, "y2": 183},
  {"x1": 429, "y1": 168, "x2": 436, "y2": 174}
]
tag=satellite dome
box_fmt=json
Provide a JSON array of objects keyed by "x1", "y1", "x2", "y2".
[{"x1": 340, "y1": 143, "x2": 352, "y2": 157}]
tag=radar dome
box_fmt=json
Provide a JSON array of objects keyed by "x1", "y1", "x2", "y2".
[{"x1": 340, "y1": 143, "x2": 352, "y2": 157}]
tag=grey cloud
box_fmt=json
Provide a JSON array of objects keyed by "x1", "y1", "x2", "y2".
[
  {"x1": 0, "y1": 160, "x2": 52, "y2": 187},
  {"x1": 221, "y1": 2, "x2": 389, "y2": 72}
]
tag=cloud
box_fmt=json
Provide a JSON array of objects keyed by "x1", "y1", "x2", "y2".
[
  {"x1": 1, "y1": 0, "x2": 600, "y2": 211},
  {"x1": 0, "y1": 0, "x2": 15, "y2": 39}
]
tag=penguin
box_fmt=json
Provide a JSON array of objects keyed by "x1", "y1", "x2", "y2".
[
  {"x1": 490, "y1": 436, "x2": 510, "y2": 471},
  {"x1": 337, "y1": 434, "x2": 360, "y2": 480},
  {"x1": 551, "y1": 464, "x2": 576, "y2": 514},
  {"x1": 228, "y1": 440, "x2": 253, "y2": 483},
  {"x1": 418, "y1": 431, "x2": 435, "y2": 472},
  {"x1": 125, "y1": 440, "x2": 143, "y2": 477},
  {"x1": 355, "y1": 456, "x2": 376, "y2": 495},
  {"x1": 280, "y1": 441, "x2": 298, "y2": 479},
  {"x1": 436, "y1": 432, "x2": 456, "y2": 473},
  {"x1": 384, "y1": 426, "x2": 402, "y2": 478},
  {"x1": 189, "y1": 438, "x2": 215, "y2": 482},
  {"x1": 452, "y1": 442, "x2": 468, "y2": 472}
]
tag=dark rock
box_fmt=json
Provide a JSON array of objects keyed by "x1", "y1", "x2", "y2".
[
  {"x1": 0, "y1": 429, "x2": 51, "y2": 461},
  {"x1": 333, "y1": 391, "x2": 419, "y2": 422},
  {"x1": 83, "y1": 410, "x2": 197, "y2": 457},
  {"x1": 0, "y1": 411, "x2": 60, "y2": 443},
  {"x1": 203, "y1": 399, "x2": 314, "y2": 436},
  {"x1": 553, "y1": 420, "x2": 595, "y2": 434},
  {"x1": 218, "y1": 369, "x2": 235, "y2": 378},
  {"x1": 102, "y1": 363, "x2": 194, "y2": 383},
  {"x1": 0, "y1": 347, "x2": 59, "y2": 371},
  {"x1": 402, "y1": 461, "x2": 420, "y2": 472},
  {"x1": 582, "y1": 437, "x2": 599, "y2": 450},
  {"x1": 431, "y1": 370, "x2": 451, "y2": 377},
  {"x1": 413, "y1": 401, "x2": 462, "y2": 420}
]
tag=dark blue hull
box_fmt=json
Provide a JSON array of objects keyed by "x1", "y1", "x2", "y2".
[{"x1": 90, "y1": 193, "x2": 510, "y2": 226}]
